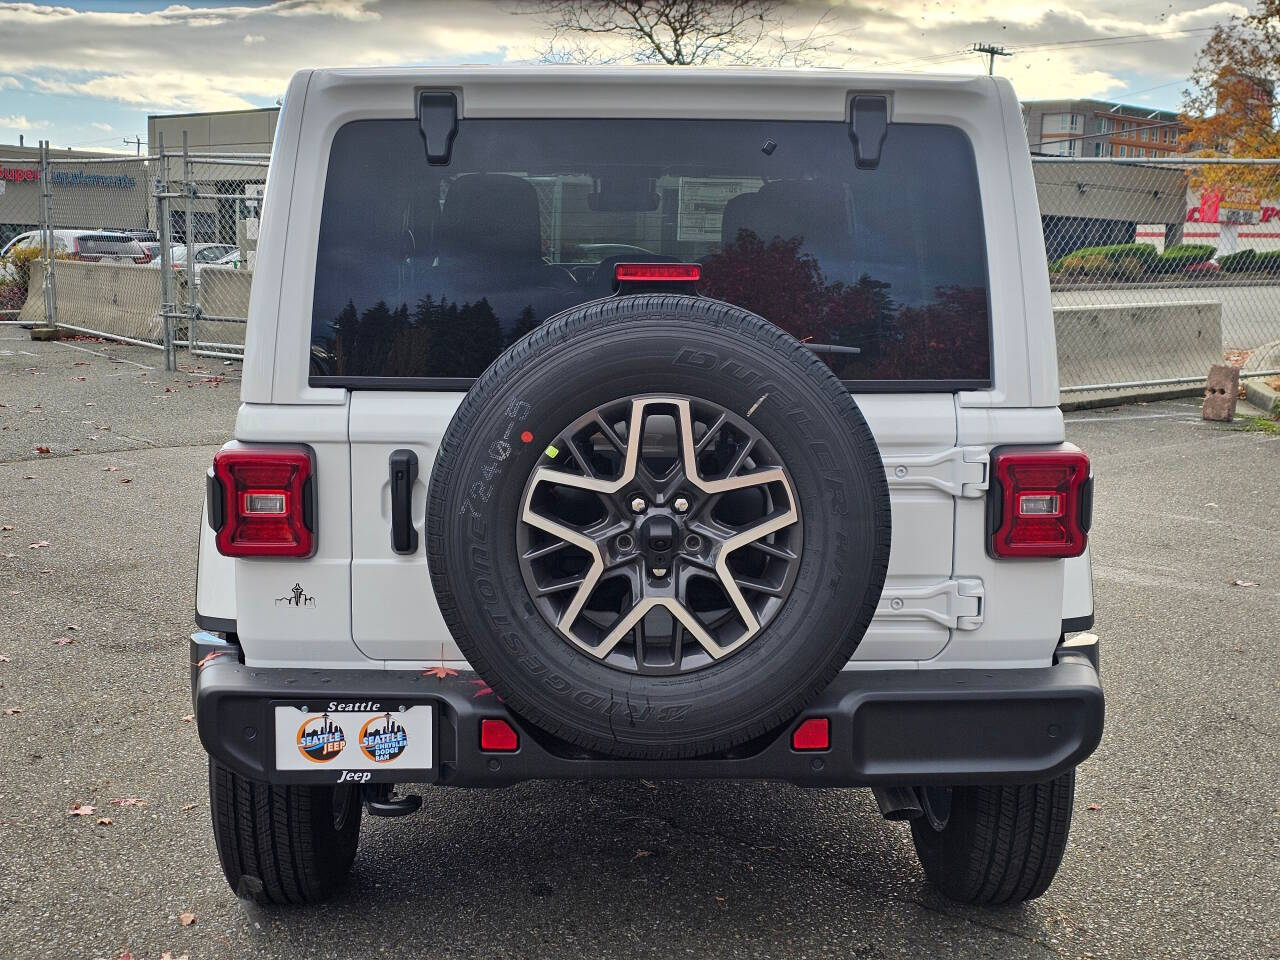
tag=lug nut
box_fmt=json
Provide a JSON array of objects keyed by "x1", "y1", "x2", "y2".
[
  {"x1": 673, "y1": 496, "x2": 690, "y2": 513},
  {"x1": 630, "y1": 496, "x2": 647, "y2": 513},
  {"x1": 683, "y1": 533, "x2": 702, "y2": 552},
  {"x1": 616, "y1": 533, "x2": 635, "y2": 552},
  {"x1": 651, "y1": 567, "x2": 668, "y2": 578}
]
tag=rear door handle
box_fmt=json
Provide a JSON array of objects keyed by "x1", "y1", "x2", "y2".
[{"x1": 388, "y1": 449, "x2": 419, "y2": 555}]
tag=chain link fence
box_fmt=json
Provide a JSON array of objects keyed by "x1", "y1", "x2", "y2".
[
  {"x1": 7, "y1": 147, "x2": 1280, "y2": 398},
  {"x1": 0, "y1": 151, "x2": 50, "y2": 324},
  {"x1": 1035, "y1": 156, "x2": 1280, "y2": 400}
]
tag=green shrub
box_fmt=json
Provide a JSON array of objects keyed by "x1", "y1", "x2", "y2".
[
  {"x1": 1049, "y1": 242, "x2": 1158, "y2": 278},
  {"x1": 1253, "y1": 250, "x2": 1280, "y2": 272},
  {"x1": 1217, "y1": 249, "x2": 1258, "y2": 272},
  {"x1": 1149, "y1": 243, "x2": 1216, "y2": 274}
]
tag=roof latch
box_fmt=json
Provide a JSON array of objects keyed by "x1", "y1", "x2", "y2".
[
  {"x1": 418, "y1": 91, "x2": 458, "y2": 166},
  {"x1": 848, "y1": 95, "x2": 889, "y2": 170}
]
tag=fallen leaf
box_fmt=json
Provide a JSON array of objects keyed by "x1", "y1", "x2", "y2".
[
  {"x1": 53, "y1": 637, "x2": 74, "y2": 646},
  {"x1": 118, "y1": 953, "x2": 134, "y2": 960},
  {"x1": 3, "y1": 707, "x2": 22, "y2": 716},
  {"x1": 1086, "y1": 802, "x2": 1101, "y2": 811},
  {"x1": 196, "y1": 650, "x2": 227, "y2": 668},
  {"x1": 470, "y1": 680, "x2": 494, "y2": 699},
  {"x1": 1231, "y1": 579, "x2": 1258, "y2": 587},
  {"x1": 34, "y1": 446, "x2": 50, "y2": 455},
  {"x1": 111, "y1": 797, "x2": 148, "y2": 808},
  {"x1": 0, "y1": 525, "x2": 12, "y2": 531},
  {"x1": 120, "y1": 478, "x2": 132, "y2": 484},
  {"x1": 71, "y1": 376, "x2": 86, "y2": 382},
  {"x1": 95, "y1": 817, "x2": 113, "y2": 826},
  {"x1": 0, "y1": 656, "x2": 10, "y2": 663},
  {"x1": 161, "y1": 952, "x2": 191, "y2": 960},
  {"x1": 179, "y1": 713, "x2": 194, "y2": 723},
  {"x1": 181, "y1": 803, "x2": 197, "y2": 812},
  {"x1": 178, "y1": 912, "x2": 196, "y2": 927},
  {"x1": 103, "y1": 466, "x2": 119, "y2": 472},
  {"x1": 422, "y1": 666, "x2": 458, "y2": 679},
  {"x1": 28, "y1": 540, "x2": 49, "y2": 549},
  {"x1": 633, "y1": 849, "x2": 652, "y2": 859},
  {"x1": 68, "y1": 802, "x2": 95, "y2": 816},
  {"x1": 65, "y1": 624, "x2": 79, "y2": 631}
]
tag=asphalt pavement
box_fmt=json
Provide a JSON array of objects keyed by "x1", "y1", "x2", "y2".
[{"x1": 1, "y1": 333, "x2": 1277, "y2": 960}]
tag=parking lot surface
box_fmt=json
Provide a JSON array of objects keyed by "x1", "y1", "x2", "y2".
[{"x1": 1, "y1": 333, "x2": 1277, "y2": 960}]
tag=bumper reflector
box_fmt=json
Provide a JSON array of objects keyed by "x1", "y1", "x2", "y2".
[
  {"x1": 480, "y1": 718, "x2": 519, "y2": 752},
  {"x1": 791, "y1": 716, "x2": 830, "y2": 751}
]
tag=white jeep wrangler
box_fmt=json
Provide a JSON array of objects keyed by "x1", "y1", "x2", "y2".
[{"x1": 193, "y1": 66, "x2": 1102, "y2": 908}]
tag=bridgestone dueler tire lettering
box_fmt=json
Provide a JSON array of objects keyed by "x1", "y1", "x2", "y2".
[
  {"x1": 909, "y1": 770, "x2": 1077, "y2": 905},
  {"x1": 208, "y1": 759, "x2": 361, "y2": 905},
  {"x1": 427, "y1": 295, "x2": 892, "y2": 759}
]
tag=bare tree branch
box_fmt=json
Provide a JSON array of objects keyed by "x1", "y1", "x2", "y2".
[{"x1": 514, "y1": 0, "x2": 844, "y2": 67}]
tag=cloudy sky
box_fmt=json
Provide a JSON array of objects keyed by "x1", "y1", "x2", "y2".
[{"x1": 0, "y1": 0, "x2": 1250, "y2": 151}]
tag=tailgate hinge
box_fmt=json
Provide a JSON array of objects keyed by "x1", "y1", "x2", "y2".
[
  {"x1": 877, "y1": 578, "x2": 984, "y2": 631},
  {"x1": 882, "y1": 447, "x2": 989, "y2": 499}
]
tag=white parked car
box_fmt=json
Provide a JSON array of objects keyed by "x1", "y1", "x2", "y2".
[
  {"x1": 192, "y1": 66, "x2": 1101, "y2": 909},
  {"x1": 1, "y1": 229, "x2": 151, "y2": 281}
]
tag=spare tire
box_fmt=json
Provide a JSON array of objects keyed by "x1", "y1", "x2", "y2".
[{"x1": 427, "y1": 295, "x2": 890, "y2": 759}]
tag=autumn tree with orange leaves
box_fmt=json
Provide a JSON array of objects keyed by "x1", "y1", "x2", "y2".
[{"x1": 1182, "y1": 6, "x2": 1280, "y2": 205}]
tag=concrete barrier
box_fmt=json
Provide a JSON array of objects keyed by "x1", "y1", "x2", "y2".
[
  {"x1": 1055, "y1": 301, "x2": 1223, "y2": 407},
  {"x1": 20, "y1": 259, "x2": 168, "y2": 343},
  {"x1": 193, "y1": 266, "x2": 251, "y2": 347}
]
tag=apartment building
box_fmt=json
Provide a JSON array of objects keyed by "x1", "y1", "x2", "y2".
[{"x1": 1022, "y1": 99, "x2": 1187, "y2": 158}]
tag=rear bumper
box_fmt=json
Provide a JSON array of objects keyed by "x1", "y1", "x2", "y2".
[{"x1": 191, "y1": 633, "x2": 1103, "y2": 788}]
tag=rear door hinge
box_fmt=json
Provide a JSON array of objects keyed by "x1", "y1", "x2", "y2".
[
  {"x1": 877, "y1": 578, "x2": 984, "y2": 631},
  {"x1": 882, "y1": 446, "x2": 989, "y2": 499}
]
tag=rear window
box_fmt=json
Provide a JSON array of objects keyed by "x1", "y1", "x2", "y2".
[
  {"x1": 76, "y1": 235, "x2": 142, "y2": 256},
  {"x1": 310, "y1": 117, "x2": 991, "y2": 388}
]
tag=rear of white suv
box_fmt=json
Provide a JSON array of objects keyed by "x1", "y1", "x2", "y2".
[{"x1": 192, "y1": 66, "x2": 1101, "y2": 908}]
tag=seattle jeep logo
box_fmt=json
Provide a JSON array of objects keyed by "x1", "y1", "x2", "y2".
[
  {"x1": 359, "y1": 713, "x2": 408, "y2": 763},
  {"x1": 297, "y1": 713, "x2": 346, "y2": 762}
]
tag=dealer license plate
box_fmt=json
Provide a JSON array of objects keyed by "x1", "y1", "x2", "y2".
[{"x1": 273, "y1": 704, "x2": 433, "y2": 776}]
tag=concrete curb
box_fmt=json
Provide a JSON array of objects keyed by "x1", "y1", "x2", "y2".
[{"x1": 1243, "y1": 377, "x2": 1280, "y2": 418}]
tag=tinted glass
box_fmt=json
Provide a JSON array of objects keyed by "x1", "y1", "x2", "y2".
[
  {"x1": 311, "y1": 118, "x2": 991, "y2": 386},
  {"x1": 77, "y1": 235, "x2": 142, "y2": 256}
]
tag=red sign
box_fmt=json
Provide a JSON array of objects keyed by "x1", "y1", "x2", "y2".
[{"x1": 0, "y1": 166, "x2": 38, "y2": 183}]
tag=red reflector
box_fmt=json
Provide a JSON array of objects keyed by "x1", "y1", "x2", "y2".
[
  {"x1": 791, "y1": 717, "x2": 830, "y2": 751},
  {"x1": 212, "y1": 448, "x2": 314, "y2": 558},
  {"x1": 480, "y1": 718, "x2": 519, "y2": 752},
  {"x1": 614, "y1": 262, "x2": 701, "y2": 283},
  {"x1": 991, "y1": 448, "x2": 1090, "y2": 559}
]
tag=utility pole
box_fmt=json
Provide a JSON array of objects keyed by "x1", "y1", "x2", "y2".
[
  {"x1": 124, "y1": 135, "x2": 142, "y2": 156},
  {"x1": 971, "y1": 42, "x2": 1012, "y2": 75}
]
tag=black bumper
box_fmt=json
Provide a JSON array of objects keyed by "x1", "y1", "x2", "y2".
[{"x1": 191, "y1": 633, "x2": 1103, "y2": 788}]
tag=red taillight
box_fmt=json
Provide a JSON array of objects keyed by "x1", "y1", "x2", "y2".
[
  {"x1": 791, "y1": 716, "x2": 830, "y2": 751},
  {"x1": 480, "y1": 718, "x2": 519, "y2": 752},
  {"x1": 989, "y1": 448, "x2": 1091, "y2": 559},
  {"x1": 211, "y1": 448, "x2": 314, "y2": 557},
  {"x1": 614, "y1": 262, "x2": 701, "y2": 283},
  {"x1": 133, "y1": 252, "x2": 152, "y2": 264}
]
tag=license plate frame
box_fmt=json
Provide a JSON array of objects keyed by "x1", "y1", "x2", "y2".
[{"x1": 272, "y1": 701, "x2": 434, "y2": 783}]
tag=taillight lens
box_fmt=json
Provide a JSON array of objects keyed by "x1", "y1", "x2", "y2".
[
  {"x1": 133, "y1": 252, "x2": 152, "y2": 264},
  {"x1": 211, "y1": 448, "x2": 314, "y2": 557},
  {"x1": 989, "y1": 447, "x2": 1091, "y2": 558}
]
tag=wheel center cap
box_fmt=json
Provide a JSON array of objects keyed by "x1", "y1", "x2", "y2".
[{"x1": 639, "y1": 514, "x2": 678, "y2": 572}]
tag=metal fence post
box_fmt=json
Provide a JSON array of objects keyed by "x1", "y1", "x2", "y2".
[
  {"x1": 156, "y1": 132, "x2": 177, "y2": 371},
  {"x1": 183, "y1": 131, "x2": 198, "y2": 358},
  {"x1": 38, "y1": 140, "x2": 57, "y2": 333}
]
